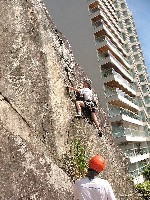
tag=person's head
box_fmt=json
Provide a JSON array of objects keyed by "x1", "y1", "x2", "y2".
[
  {"x1": 83, "y1": 78, "x2": 92, "y2": 89},
  {"x1": 87, "y1": 155, "x2": 106, "y2": 180}
]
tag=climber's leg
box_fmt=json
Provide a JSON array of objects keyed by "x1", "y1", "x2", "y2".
[
  {"x1": 91, "y1": 112, "x2": 102, "y2": 137},
  {"x1": 75, "y1": 101, "x2": 85, "y2": 116},
  {"x1": 91, "y1": 112, "x2": 99, "y2": 129}
]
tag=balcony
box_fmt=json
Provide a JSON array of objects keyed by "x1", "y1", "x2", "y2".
[
  {"x1": 104, "y1": 86, "x2": 134, "y2": 100},
  {"x1": 133, "y1": 60, "x2": 143, "y2": 67},
  {"x1": 89, "y1": 7, "x2": 122, "y2": 41},
  {"x1": 143, "y1": 91, "x2": 150, "y2": 97},
  {"x1": 97, "y1": 37, "x2": 130, "y2": 69},
  {"x1": 105, "y1": 87, "x2": 140, "y2": 112},
  {"x1": 142, "y1": 85, "x2": 150, "y2": 96},
  {"x1": 91, "y1": 8, "x2": 123, "y2": 42},
  {"x1": 104, "y1": 1, "x2": 118, "y2": 22},
  {"x1": 108, "y1": 105, "x2": 144, "y2": 126},
  {"x1": 102, "y1": 69, "x2": 136, "y2": 97},
  {"x1": 125, "y1": 147, "x2": 149, "y2": 158},
  {"x1": 100, "y1": 5, "x2": 120, "y2": 32},
  {"x1": 125, "y1": 147, "x2": 149, "y2": 163},
  {"x1": 140, "y1": 80, "x2": 147, "y2": 86},
  {"x1": 112, "y1": 126, "x2": 150, "y2": 143},
  {"x1": 108, "y1": 105, "x2": 141, "y2": 120},
  {"x1": 93, "y1": 21, "x2": 127, "y2": 56},
  {"x1": 99, "y1": 51, "x2": 133, "y2": 82},
  {"x1": 144, "y1": 96, "x2": 150, "y2": 107},
  {"x1": 138, "y1": 70, "x2": 146, "y2": 76},
  {"x1": 129, "y1": 162, "x2": 148, "y2": 181},
  {"x1": 93, "y1": 0, "x2": 118, "y2": 27},
  {"x1": 107, "y1": 0, "x2": 116, "y2": 12},
  {"x1": 112, "y1": 125, "x2": 150, "y2": 138}
]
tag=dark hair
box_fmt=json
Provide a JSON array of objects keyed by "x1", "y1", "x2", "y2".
[
  {"x1": 87, "y1": 84, "x2": 91, "y2": 90},
  {"x1": 86, "y1": 168, "x2": 99, "y2": 181},
  {"x1": 83, "y1": 79, "x2": 92, "y2": 90},
  {"x1": 84, "y1": 81, "x2": 91, "y2": 90}
]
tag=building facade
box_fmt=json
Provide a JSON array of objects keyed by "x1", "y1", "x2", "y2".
[
  {"x1": 86, "y1": 0, "x2": 150, "y2": 183},
  {"x1": 44, "y1": 0, "x2": 150, "y2": 183}
]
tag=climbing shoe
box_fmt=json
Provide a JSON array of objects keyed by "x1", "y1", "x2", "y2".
[{"x1": 75, "y1": 114, "x2": 82, "y2": 118}]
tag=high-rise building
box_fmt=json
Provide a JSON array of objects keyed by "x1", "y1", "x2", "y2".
[
  {"x1": 44, "y1": 0, "x2": 150, "y2": 183},
  {"x1": 86, "y1": 0, "x2": 150, "y2": 183}
]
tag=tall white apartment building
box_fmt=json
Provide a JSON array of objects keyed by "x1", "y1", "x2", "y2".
[{"x1": 44, "y1": 0, "x2": 150, "y2": 183}]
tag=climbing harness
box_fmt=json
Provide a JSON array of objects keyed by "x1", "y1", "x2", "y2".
[{"x1": 84, "y1": 100, "x2": 97, "y2": 113}]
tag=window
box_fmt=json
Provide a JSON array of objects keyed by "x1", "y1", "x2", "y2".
[
  {"x1": 130, "y1": 36, "x2": 135, "y2": 43},
  {"x1": 147, "y1": 107, "x2": 150, "y2": 115},
  {"x1": 134, "y1": 54, "x2": 140, "y2": 62},
  {"x1": 116, "y1": 11, "x2": 121, "y2": 18},
  {"x1": 132, "y1": 45, "x2": 138, "y2": 52},
  {"x1": 144, "y1": 96, "x2": 150, "y2": 104},
  {"x1": 139, "y1": 74, "x2": 145, "y2": 82},
  {"x1": 125, "y1": 19, "x2": 130, "y2": 26},
  {"x1": 127, "y1": 27, "x2": 132, "y2": 34},
  {"x1": 124, "y1": 44, "x2": 129, "y2": 52},
  {"x1": 122, "y1": 33, "x2": 126, "y2": 41},
  {"x1": 119, "y1": 21, "x2": 124, "y2": 29},
  {"x1": 137, "y1": 64, "x2": 142, "y2": 72},
  {"x1": 121, "y1": 3, "x2": 126, "y2": 9},
  {"x1": 123, "y1": 11, "x2": 128, "y2": 17},
  {"x1": 128, "y1": 57, "x2": 133, "y2": 65},
  {"x1": 142, "y1": 85, "x2": 148, "y2": 93}
]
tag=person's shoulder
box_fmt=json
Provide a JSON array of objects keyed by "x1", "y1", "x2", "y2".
[
  {"x1": 75, "y1": 177, "x2": 88, "y2": 185},
  {"x1": 75, "y1": 177, "x2": 86, "y2": 182},
  {"x1": 96, "y1": 178, "x2": 110, "y2": 185},
  {"x1": 84, "y1": 88, "x2": 92, "y2": 92}
]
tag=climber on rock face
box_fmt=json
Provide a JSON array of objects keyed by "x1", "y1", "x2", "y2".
[
  {"x1": 68, "y1": 79, "x2": 103, "y2": 137},
  {"x1": 74, "y1": 155, "x2": 116, "y2": 200}
]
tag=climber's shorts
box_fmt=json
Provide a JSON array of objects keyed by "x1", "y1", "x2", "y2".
[{"x1": 84, "y1": 100, "x2": 96, "y2": 113}]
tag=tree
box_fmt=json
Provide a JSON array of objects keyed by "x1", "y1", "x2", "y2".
[{"x1": 135, "y1": 164, "x2": 150, "y2": 199}]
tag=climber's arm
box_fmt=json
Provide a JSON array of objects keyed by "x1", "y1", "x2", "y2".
[{"x1": 68, "y1": 86, "x2": 81, "y2": 93}]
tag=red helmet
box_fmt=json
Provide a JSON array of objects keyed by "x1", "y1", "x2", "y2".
[{"x1": 89, "y1": 155, "x2": 106, "y2": 172}]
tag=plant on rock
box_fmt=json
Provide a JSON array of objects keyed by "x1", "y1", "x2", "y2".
[
  {"x1": 135, "y1": 164, "x2": 150, "y2": 200},
  {"x1": 62, "y1": 139, "x2": 89, "y2": 182}
]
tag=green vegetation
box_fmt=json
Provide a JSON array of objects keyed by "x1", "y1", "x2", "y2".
[
  {"x1": 73, "y1": 139, "x2": 88, "y2": 178},
  {"x1": 135, "y1": 164, "x2": 150, "y2": 199},
  {"x1": 62, "y1": 139, "x2": 89, "y2": 181},
  {"x1": 143, "y1": 164, "x2": 150, "y2": 180}
]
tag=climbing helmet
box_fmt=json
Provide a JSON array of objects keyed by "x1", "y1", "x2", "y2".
[{"x1": 89, "y1": 155, "x2": 106, "y2": 172}]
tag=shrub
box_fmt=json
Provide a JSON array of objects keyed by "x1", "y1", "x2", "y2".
[
  {"x1": 135, "y1": 164, "x2": 150, "y2": 199},
  {"x1": 135, "y1": 181, "x2": 150, "y2": 200},
  {"x1": 61, "y1": 139, "x2": 88, "y2": 181},
  {"x1": 143, "y1": 164, "x2": 150, "y2": 180}
]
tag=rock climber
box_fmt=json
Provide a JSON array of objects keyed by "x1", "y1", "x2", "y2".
[
  {"x1": 68, "y1": 79, "x2": 103, "y2": 137},
  {"x1": 74, "y1": 155, "x2": 116, "y2": 200}
]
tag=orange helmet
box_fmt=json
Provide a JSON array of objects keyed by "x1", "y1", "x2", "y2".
[{"x1": 89, "y1": 155, "x2": 106, "y2": 172}]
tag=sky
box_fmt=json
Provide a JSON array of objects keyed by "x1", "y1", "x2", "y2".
[{"x1": 126, "y1": 0, "x2": 150, "y2": 78}]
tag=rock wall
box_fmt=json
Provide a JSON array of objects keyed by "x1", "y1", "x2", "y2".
[{"x1": 0, "y1": 0, "x2": 141, "y2": 199}]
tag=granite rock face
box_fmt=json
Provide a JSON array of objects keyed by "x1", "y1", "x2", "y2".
[
  {"x1": 0, "y1": 0, "x2": 141, "y2": 199},
  {"x1": 0, "y1": 125, "x2": 73, "y2": 200}
]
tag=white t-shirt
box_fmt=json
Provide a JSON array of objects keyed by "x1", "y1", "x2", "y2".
[
  {"x1": 74, "y1": 177, "x2": 116, "y2": 200},
  {"x1": 80, "y1": 88, "x2": 92, "y2": 101}
]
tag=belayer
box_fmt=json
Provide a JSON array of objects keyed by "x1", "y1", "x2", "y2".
[
  {"x1": 74, "y1": 155, "x2": 116, "y2": 200},
  {"x1": 68, "y1": 79, "x2": 103, "y2": 137}
]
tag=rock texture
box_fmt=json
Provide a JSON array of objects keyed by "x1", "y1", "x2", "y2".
[{"x1": 0, "y1": 0, "x2": 141, "y2": 199}]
